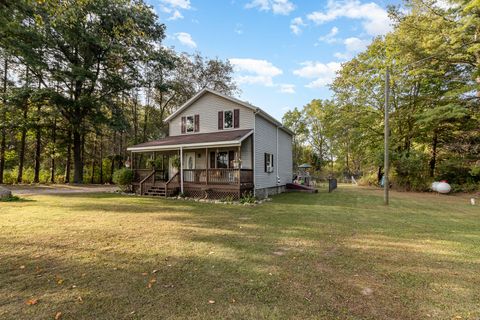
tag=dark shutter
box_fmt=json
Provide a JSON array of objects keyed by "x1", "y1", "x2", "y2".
[
  {"x1": 234, "y1": 109, "x2": 240, "y2": 128},
  {"x1": 218, "y1": 111, "x2": 223, "y2": 130},
  {"x1": 194, "y1": 114, "x2": 200, "y2": 132},
  {"x1": 271, "y1": 154, "x2": 274, "y2": 167},
  {"x1": 264, "y1": 153, "x2": 268, "y2": 172},
  {"x1": 181, "y1": 117, "x2": 186, "y2": 134}
]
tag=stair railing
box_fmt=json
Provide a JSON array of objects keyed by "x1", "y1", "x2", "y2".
[
  {"x1": 165, "y1": 171, "x2": 179, "y2": 197},
  {"x1": 139, "y1": 169, "x2": 155, "y2": 195}
]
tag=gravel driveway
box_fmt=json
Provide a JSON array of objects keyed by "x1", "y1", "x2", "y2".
[{"x1": 3, "y1": 184, "x2": 118, "y2": 196}]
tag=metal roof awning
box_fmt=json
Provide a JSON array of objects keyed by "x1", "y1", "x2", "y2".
[{"x1": 127, "y1": 129, "x2": 253, "y2": 152}]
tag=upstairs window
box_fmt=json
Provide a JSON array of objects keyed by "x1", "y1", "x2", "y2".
[
  {"x1": 181, "y1": 114, "x2": 200, "y2": 134},
  {"x1": 218, "y1": 109, "x2": 240, "y2": 130},
  {"x1": 186, "y1": 116, "x2": 194, "y2": 132},
  {"x1": 224, "y1": 111, "x2": 233, "y2": 129}
]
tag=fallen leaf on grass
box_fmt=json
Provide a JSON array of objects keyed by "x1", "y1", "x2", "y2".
[
  {"x1": 77, "y1": 296, "x2": 83, "y2": 303},
  {"x1": 54, "y1": 311, "x2": 62, "y2": 319},
  {"x1": 152, "y1": 269, "x2": 158, "y2": 274},
  {"x1": 25, "y1": 299, "x2": 38, "y2": 305},
  {"x1": 20, "y1": 265, "x2": 25, "y2": 269},
  {"x1": 147, "y1": 278, "x2": 157, "y2": 288},
  {"x1": 57, "y1": 279, "x2": 64, "y2": 285},
  {"x1": 208, "y1": 300, "x2": 215, "y2": 304},
  {"x1": 141, "y1": 272, "x2": 148, "y2": 276}
]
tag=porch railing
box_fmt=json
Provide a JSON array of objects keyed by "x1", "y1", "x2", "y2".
[{"x1": 182, "y1": 169, "x2": 253, "y2": 185}]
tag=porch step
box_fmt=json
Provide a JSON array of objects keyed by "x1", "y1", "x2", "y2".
[{"x1": 144, "y1": 184, "x2": 166, "y2": 196}]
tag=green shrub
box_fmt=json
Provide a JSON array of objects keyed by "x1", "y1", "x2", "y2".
[
  {"x1": 358, "y1": 171, "x2": 379, "y2": 186},
  {"x1": 240, "y1": 191, "x2": 256, "y2": 204},
  {"x1": 112, "y1": 168, "x2": 133, "y2": 191},
  {"x1": 391, "y1": 150, "x2": 430, "y2": 191}
]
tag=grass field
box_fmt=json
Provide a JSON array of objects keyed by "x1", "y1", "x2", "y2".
[{"x1": 1, "y1": 186, "x2": 479, "y2": 319}]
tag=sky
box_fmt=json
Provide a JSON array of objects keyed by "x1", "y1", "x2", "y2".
[{"x1": 146, "y1": 0, "x2": 399, "y2": 121}]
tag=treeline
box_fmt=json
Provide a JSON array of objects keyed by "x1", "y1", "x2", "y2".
[
  {"x1": 0, "y1": 0, "x2": 237, "y2": 184},
  {"x1": 283, "y1": 0, "x2": 480, "y2": 192}
]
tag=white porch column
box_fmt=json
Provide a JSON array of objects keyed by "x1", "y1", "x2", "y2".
[{"x1": 180, "y1": 147, "x2": 184, "y2": 194}]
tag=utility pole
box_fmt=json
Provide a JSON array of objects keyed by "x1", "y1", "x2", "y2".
[{"x1": 384, "y1": 67, "x2": 390, "y2": 206}]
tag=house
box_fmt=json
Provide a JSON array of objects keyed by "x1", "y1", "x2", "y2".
[{"x1": 127, "y1": 88, "x2": 293, "y2": 199}]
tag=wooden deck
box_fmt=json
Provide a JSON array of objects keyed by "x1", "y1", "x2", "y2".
[{"x1": 132, "y1": 168, "x2": 253, "y2": 199}]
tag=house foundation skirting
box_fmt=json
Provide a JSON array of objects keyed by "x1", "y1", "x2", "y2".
[
  {"x1": 183, "y1": 184, "x2": 253, "y2": 200},
  {"x1": 255, "y1": 185, "x2": 286, "y2": 199}
]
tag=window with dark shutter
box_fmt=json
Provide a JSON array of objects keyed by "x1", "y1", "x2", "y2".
[
  {"x1": 194, "y1": 114, "x2": 200, "y2": 132},
  {"x1": 181, "y1": 116, "x2": 186, "y2": 134},
  {"x1": 234, "y1": 109, "x2": 240, "y2": 128},
  {"x1": 264, "y1": 153, "x2": 268, "y2": 172},
  {"x1": 218, "y1": 111, "x2": 223, "y2": 130}
]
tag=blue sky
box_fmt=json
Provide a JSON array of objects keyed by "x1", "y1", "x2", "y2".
[{"x1": 146, "y1": 0, "x2": 397, "y2": 121}]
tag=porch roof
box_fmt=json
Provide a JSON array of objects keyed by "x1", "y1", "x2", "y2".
[{"x1": 127, "y1": 129, "x2": 253, "y2": 152}]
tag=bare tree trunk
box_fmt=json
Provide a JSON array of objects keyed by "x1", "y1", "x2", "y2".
[
  {"x1": 17, "y1": 103, "x2": 28, "y2": 183},
  {"x1": 429, "y1": 130, "x2": 438, "y2": 178},
  {"x1": 90, "y1": 133, "x2": 97, "y2": 184},
  {"x1": 109, "y1": 131, "x2": 116, "y2": 183},
  {"x1": 99, "y1": 134, "x2": 103, "y2": 184},
  {"x1": 50, "y1": 118, "x2": 56, "y2": 183},
  {"x1": 65, "y1": 129, "x2": 71, "y2": 183},
  {"x1": 33, "y1": 103, "x2": 41, "y2": 183},
  {"x1": 72, "y1": 127, "x2": 83, "y2": 183},
  {"x1": 0, "y1": 58, "x2": 7, "y2": 184}
]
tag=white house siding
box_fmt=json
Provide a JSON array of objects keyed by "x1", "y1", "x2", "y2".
[
  {"x1": 169, "y1": 92, "x2": 255, "y2": 136},
  {"x1": 278, "y1": 129, "x2": 293, "y2": 185},
  {"x1": 240, "y1": 135, "x2": 253, "y2": 169},
  {"x1": 254, "y1": 115, "x2": 293, "y2": 197},
  {"x1": 254, "y1": 115, "x2": 278, "y2": 190}
]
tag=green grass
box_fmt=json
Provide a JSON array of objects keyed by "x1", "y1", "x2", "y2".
[{"x1": 1, "y1": 186, "x2": 479, "y2": 319}]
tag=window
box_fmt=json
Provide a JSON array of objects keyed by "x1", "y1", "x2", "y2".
[
  {"x1": 216, "y1": 152, "x2": 228, "y2": 168},
  {"x1": 186, "y1": 115, "x2": 194, "y2": 132},
  {"x1": 224, "y1": 110, "x2": 233, "y2": 129},
  {"x1": 264, "y1": 153, "x2": 274, "y2": 173}
]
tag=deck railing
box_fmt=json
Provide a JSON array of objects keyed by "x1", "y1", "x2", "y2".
[
  {"x1": 182, "y1": 168, "x2": 253, "y2": 185},
  {"x1": 134, "y1": 168, "x2": 254, "y2": 186}
]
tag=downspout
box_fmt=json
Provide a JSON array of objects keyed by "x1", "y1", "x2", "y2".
[{"x1": 180, "y1": 147, "x2": 184, "y2": 194}]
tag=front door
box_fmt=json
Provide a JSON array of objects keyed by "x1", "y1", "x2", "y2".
[{"x1": 183, "y1": 152, "x2": 196, "y2": 182}]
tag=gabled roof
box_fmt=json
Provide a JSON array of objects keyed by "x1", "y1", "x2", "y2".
[
  {"x1": 164, "y1": 88, "x2": 294, "y2": 136},
  {"x1": 127, "y1": 129, "x2": 253, "y2": 152}
]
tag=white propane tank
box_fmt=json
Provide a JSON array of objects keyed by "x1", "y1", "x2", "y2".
[
  {"x1": 431, "y1": 182, "x2": 439, "y2": 192},
  {"x1": 436, "y1": 181, "x2": 451, "y2": 194}
]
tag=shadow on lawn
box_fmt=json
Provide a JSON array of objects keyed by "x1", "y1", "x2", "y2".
[{"x1": 3, "y1": 191, "x2": 478, "y2": 319}]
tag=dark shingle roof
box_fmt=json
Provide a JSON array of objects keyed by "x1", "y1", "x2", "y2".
[{"x1": 128, "y1": 129, "x2": 253, "y2": 150}]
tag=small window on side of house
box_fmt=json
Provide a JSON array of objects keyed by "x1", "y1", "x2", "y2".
[
  {"x1": 264, "y1": 153, "x2": 274, "y2": 173},
  {"x1": 186, "y1": 115, "x2": 194, "y2": 133},
  {"x1": 224, "y1": 110, "x2": 233, "y2": 129}
]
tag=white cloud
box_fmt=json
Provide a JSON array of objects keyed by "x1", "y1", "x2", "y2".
[
  {"x1": 318, "y1": 26, "x2": 339, "y2": 43},
  {"x1": 290, "y1": 17, "x2": 306, "y2": 35},
  {"x1": 293, "y1": 61, "x2": 341, "y2": 88},
  {"x1": 229, "y1": 58, "x2": 283, "y2": 86},
  {"x1": 307, "y1": 0, "x2": 392, "y2": 36},
  {"x1": 162, "y1": 0, "x2": 191, "y2": 9},
  {"x1": 344, "y1": 37, "x2": 369, "y2": 52},
  {"x1": 246, "y1": 0, "x2": 295, "y2": 15},
  {"x1": 279, "y1": 84, "x2": 296, "y2": 94},
  {"x1": 334, "y1": 37, "x2": 370, "y2": 60},
  {"x1": 168, "y1": 10, "x2": 184, "y2": 20},
  {"x1": 176, "y1": 32, "x2": 197, "y2": 48}
]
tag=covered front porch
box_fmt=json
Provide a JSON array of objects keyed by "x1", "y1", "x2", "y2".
[{"x1": 127, "y1": 130, "x2": 254, "y2": 199}]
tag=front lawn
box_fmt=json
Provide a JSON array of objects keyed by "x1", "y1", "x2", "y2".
[{"x1": 1, "y1": 186, "x2": 479, "y2": 319}]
